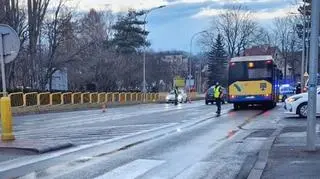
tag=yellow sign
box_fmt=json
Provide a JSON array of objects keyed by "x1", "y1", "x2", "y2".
[{"x1": 174, "y1": 76, "x2": 185, "y2": 87}]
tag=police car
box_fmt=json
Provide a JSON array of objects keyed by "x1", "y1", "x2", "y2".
[{"x1": 279, "y1": 84, "x2": 295, "y2": 102}]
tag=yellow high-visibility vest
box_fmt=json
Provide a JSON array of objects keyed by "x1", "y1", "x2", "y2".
[{"x1": 214, "y1": 86, "x2": 221, "y2": 98}]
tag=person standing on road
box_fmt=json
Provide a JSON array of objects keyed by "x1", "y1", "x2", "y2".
[
  {"x1": 295, "y1": 82, "x2": 301, "y2": 94},
  {"x1": 213, "y1": 82, "x2": 223, "y2": 116},
  {"x1": 174, "y1": 86, "x2": 179, "y2": 105}
]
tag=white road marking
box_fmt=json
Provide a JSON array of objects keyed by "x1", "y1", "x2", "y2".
[
  {"x1": 316, "y1": 124, "x2": 320, "y2": 133},
  {"x1": 0, "y1": 103, "x2": 228, "y2": 174},
  {"x1": 94, "y1": 159, "x2": 165, "y2": 179},
  {"x1": 174, "y1": 162, "x2": 224, "y2": 179},
  {"x1": 16, "y1": 172, "x2": 36, "y2": 179},
  {"x1": 0, "y1": 123, "x2": 177, "y2": 173}
]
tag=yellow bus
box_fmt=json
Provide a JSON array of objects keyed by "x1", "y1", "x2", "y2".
[{"x1": 228, "y1": 55, "x2": 282, "y2": 110}]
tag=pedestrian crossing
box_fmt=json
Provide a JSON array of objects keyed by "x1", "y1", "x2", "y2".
[
  {"x1": 16, "y1": 158, "x2": 225, "y2": 179},
  {"x1": 94, "y1": 159, "x2": 165, "y2": 179}
]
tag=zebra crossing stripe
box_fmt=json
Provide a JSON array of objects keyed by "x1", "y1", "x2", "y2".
[{"x1": 94, "y1": 159, "x2": 165, "y2": 179}]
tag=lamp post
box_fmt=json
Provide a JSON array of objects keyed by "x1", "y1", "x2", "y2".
[
  {"x1": 188, "y1": 30, "x2": 209, "y2": 97},
  {"x1": 307, "y1": 0, "x2": 320, "y2": 151},
  {"x1": 142, "y1": 5, "x2": 166, "y2": 102},
  {"x1": 301, "y1": 1, "x2": 306, "y2": 88}
]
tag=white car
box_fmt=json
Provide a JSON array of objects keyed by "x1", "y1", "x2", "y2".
[
  {"x1": 284, "y1": 89, "x2": 320, "y2": 118},
  {"x1": 166, "y1": 89, "x2": 188, "y2": 103}
]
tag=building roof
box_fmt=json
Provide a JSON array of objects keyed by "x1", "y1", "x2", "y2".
[
  {"x1": 244, "y1": 45, "x2": 277, "y2": 56},
  {"x1": 230, "y1": 55, "x2": 274, "y2": 62}
]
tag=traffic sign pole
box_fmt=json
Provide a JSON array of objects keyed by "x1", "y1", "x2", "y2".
[
  {"x1": 0, "y1": 32, "x2": 14, "y2": 141},
  {"x1": 0, "y1": 33, "x2": 6, "y2": 96},
  {"x1": 307, "y1": 0, "x2": 320, "y2": 151},
  {"x1": 0, "y1": 24, "x2": 20, "y2": 142}
]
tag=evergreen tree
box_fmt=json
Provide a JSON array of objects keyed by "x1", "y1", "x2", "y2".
[
  {"x1": 207, "y1": 34, "x2": 228, "y2": 87},
  {"x1": 112, "y1": 10, "x2": 150, "y2": 54}
]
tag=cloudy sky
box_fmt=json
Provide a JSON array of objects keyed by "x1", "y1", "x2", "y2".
[{"x1": 70, "y1": 0, "x2": 300, "y2": 52}]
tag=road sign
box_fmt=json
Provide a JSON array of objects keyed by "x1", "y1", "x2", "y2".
[
  {"x1": 188, "y1": 74, "x2": 193, "y2": 79},
  {"x1": 0, "y1": 24, "x2": 20, "y2": 95},
  {"x1": 186, "y1": 79, "x2": 194, "y2": 87},
  {"x1": 173, "y1": 76, "x2": 185, "y2": 87},
  {"x1": 0, "y1": 24, "x2": 20, "y2": 64}
]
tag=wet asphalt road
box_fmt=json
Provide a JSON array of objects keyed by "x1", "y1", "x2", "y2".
[{"x1": 0, "y1": 101, "x2": 303, "y2": 179}]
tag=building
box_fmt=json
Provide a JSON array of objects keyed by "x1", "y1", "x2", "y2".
[
  {"x1": 46, "y1": 69, "x2": 68, "y2": 91},
  {"x1": 161, "y1": 55, "x2": 188, "y2": 68}
]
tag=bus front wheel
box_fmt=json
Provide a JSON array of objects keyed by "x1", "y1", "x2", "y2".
[{"x1": 233, "y1": 103, "x2": 240, "y2": 110}]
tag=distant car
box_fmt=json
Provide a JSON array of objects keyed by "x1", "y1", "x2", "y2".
[
  {"x1": 284, "y1": 88, "x2": 320, "y2": 118},
  {"x1": 279, "y1": 84, "x2": 295, "y2": 102},
  {"x1": 205, "y1": 86, "x2": 227, "y2": 105},
  {"x1": 166, "y1": 89, "x2": 188, "y2": 103}
]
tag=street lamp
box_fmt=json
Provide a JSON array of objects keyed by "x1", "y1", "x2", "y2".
[
  {"x1": 306, "y1": 0, "x2": 320, "y2": 151},
  {"x1": 142, "y1": 5, "x2": 166, "y2": 102},
  {"x1": 289, "y1": 2, "x2": 307, "y2": 88},
  {"x1": 188, "y1": 30, "x2": 209, "y2": 97}
]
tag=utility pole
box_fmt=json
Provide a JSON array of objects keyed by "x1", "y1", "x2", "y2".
[
  {"x1": 188, "y1": 31, "x2": 208, "y2": 98},
  {"x1": 301, "y1": 1, "x2": 306, "y2": 87},
  {"x1": 142, "y1": 5, "x2": 166, "y2": 102},
  {"x1": 307, "y1": 0, "x2": 320, "y2": 151}
]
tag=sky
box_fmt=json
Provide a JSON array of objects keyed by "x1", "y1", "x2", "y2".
[{"x1": 68, "y1": 0, "x2": 300, "y2": 53}]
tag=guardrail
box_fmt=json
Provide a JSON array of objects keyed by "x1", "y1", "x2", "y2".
[
  {"x1": 5, "y1": 92, "x2": 163, "y2": 108},
  {"x1": 3, "y1": 91, "x2": 202, "y2": 110}
]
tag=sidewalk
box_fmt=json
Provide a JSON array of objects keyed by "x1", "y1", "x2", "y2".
[{"x1": 261, "y1": 126, "x2": 320, "y2": 179}]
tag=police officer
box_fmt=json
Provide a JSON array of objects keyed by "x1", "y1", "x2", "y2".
[
  {"x1": 213, "y1": 82, "x2": 223, "y2": 115},
  {"x1": 295, "y1": 82, "x2": 301, "y2": 94},
  {"x1": 174, "y1": 86, "x2": 179, "y2": 105}
]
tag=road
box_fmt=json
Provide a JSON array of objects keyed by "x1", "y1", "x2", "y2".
[{"x1": 0, "y1": 101, "x2": 307, "y2": 179}]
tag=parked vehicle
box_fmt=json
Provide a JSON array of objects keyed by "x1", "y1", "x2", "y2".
[
  {"x1": 166, "y1": 89, "x2": 188, "y2": 103},
  {"x1": 284, "y1": 88, "x2": 320, "y2": 118}
]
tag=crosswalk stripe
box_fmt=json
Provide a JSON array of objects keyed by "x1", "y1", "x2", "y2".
[
  {"x1": 94, "y1": 159, "x2": 165, "y2": 179},
  {"x1": 174, "y1": 162, "x2": 224, "y2": 179}
]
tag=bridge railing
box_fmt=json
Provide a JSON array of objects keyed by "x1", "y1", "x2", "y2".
[{"x1": 6, "y1": 92, "x2": 161, "y2": 107}]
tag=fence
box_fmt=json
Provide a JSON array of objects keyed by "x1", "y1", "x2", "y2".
[{"x1": 6, "y1": 92, "x2": 160, "y2": 108}]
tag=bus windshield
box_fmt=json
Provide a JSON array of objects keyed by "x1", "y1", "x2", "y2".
[
  {"x1": 248, "y1": 68, "x2": 272, "y2": 79},
  {"x1": 229, "y1": 61, "x2": 273, "y2": 82},
  {"x1": 229, "y1": 62, "x2": 246, "y2": 81}
]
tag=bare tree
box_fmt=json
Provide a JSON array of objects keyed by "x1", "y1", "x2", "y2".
[
  {"x1": 251, "y1": 27, "x2": 272, "y2": 46},
  {"x1": 39, "y1": 0, "x2": 72, "y2": 90},
  {"x1": 27, "y1": 0, "x2": 50, "y2": 88},
  {"x1": 273, "y1": 16, "x2": 301, "y2": 81},
  {"x1": 216, "y1": 5, "x2": 257, "y2": 57}
]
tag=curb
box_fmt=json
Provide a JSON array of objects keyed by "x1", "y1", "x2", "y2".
[
  {"x1": 0, "y1": 141, "x2": 73, "y2": 154},
  {"x1": 247, "y1": 126, "x2": 283, "y2": 179}
]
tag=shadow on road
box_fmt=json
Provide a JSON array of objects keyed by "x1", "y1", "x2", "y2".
[{"x1": 284, "y1": 116, "x2": 320, "y2": 120}]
